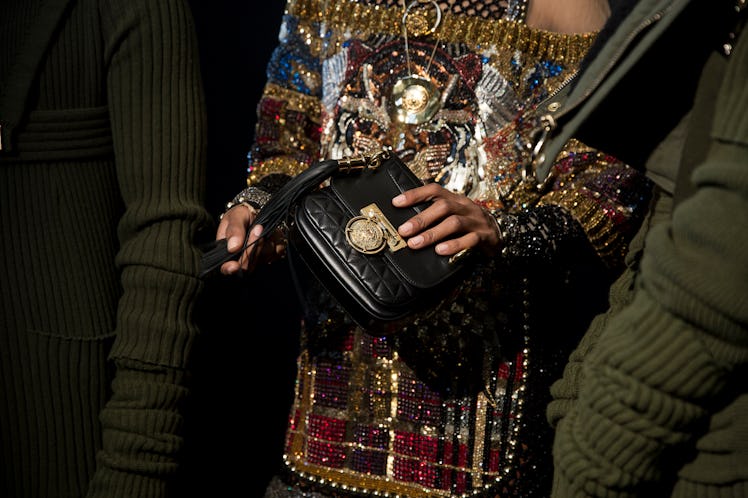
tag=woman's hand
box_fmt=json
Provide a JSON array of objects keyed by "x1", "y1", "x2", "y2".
[
  {"x1": 393, "y1": 183, "x2": 502, "y2": 256},
  {"x1": 216, "y1": 204, "x2": 287, "y2": 275}
]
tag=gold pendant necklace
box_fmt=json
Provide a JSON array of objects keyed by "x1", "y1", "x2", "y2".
[{"x1": 390, "y1": 0, "x2": 443, "y2": 125}]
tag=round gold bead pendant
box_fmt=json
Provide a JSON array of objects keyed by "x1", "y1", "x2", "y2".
[{"x1": 390, "y1": 75, "x2": 441, "y2": 125}]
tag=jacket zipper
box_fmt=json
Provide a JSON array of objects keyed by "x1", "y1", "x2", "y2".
[
  {"x1": 529, "y1": 3, "x2": 674, "y2": 173},
  {"x1": 557, "y1": 5, "x2": 672, "y2": 123}
]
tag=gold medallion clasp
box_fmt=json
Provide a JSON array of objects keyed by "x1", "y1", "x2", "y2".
[{"x1": 345, "y1": 203, "x2": 407, "y2": 254}]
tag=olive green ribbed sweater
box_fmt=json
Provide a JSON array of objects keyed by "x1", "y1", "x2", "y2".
[{"x1": 0, "y1": 0, "x2": 211, "y2": 497}]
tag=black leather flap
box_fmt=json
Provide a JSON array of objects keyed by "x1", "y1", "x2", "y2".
[{"x1": 329, "y1": 155, "x2": 464, "y2": 290}]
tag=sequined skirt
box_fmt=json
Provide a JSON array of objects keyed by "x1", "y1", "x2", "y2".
[{"x1": 271, "y1": 324, "x2": 529, "y2": 498}]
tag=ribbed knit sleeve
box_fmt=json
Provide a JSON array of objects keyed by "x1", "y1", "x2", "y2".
[
  {"x1": 84, "y1": 0, "x2": 210, "y2": 496},
  {"x1": 550, "y1": 29, "x2": 748, "y2": 498},
  {"x1": 102, "y1": 0, "x2": 207, "y2": 366}
]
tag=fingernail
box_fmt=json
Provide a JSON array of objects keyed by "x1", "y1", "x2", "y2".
[
  {"x1": 435, "y1": 243, "x2": 448, "y2": 254},
  {"x1": 393, "y1": 194, "x2": 405, "y2": 206},
  {"x1": 409, "y1": 235, "x2": 423, "y2": 247},
  {"x1": 399, "y1": 222, "x2": 413, "y2": 235},
  {"x1": 252, "y1": 225, "x2": 263, "y2": 237}
]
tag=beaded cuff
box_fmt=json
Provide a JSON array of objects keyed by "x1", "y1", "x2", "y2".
[{"x1": 221, "y1": 186, "x2": 272, "y2": 219}]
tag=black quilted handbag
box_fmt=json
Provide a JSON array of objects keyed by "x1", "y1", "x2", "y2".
[{"x1": 200, "y1": 149, "x2": 471, "y2": 331}]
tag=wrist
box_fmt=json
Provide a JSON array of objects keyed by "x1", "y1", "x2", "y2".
[
  {"x1": 475, "y1": 201, "x2": 507, "y2": 253},
  {"x1": 220, "y1": 186, "x2": 271, "y2": 219}
]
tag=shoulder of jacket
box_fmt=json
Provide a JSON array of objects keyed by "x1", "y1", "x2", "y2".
[{"x1": 531, "y1": 0, "x2": 687, "y2": 181}]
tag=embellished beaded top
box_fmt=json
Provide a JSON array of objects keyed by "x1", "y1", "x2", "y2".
[{"x1": 250, "y1": 1, "x2": 653, "y2": 496}]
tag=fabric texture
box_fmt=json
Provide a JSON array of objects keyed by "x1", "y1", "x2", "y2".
[
  {"x1": 241, "y1": 0, "x2": 653, "y2": 496},
  {"x1": 541, "y1": 0, "x2": 748, "y2": 496},
  {"x1": 0, "y1": 0, "x2": 211, "y2": 497}
]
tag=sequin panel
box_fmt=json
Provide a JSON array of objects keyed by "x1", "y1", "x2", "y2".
[
  {"x1": 397, "y1": 371, "x2": 444, "y2": 425},
  {"x1": 307, "y1": 414, "x2": 347, "y2": 468},
  {"x1": 350, "y1": 424, "x2": 388, "y2": 475},
  {"x1": 393, "y1": 431, "x2": 441, "y2": 489},
  {"x1": 313, "y1": 360, "x2": 351, "y2": 409}
]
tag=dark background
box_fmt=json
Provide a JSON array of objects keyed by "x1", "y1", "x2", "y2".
[
  {"x1": 188, "y1": 0, "x2": 286, "y2": 219},
  {"x1": 179, "y1": 2, "x2": 299, "y2": 496}
]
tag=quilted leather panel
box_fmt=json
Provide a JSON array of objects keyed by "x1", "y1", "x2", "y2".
[{"x1": 298, "y1": 191, "x2": 415, "y2": 306}]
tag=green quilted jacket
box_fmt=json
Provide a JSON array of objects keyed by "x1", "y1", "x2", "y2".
[{"x1": 532, "y1": 0, "x2": 748, "y2": 496}]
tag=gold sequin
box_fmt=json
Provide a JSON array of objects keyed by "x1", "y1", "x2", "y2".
[{"x1": 287, "y1": 0, "x2": 595, "y2": 97}]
